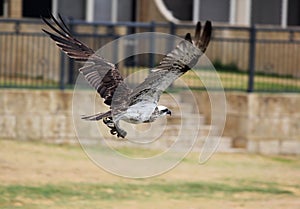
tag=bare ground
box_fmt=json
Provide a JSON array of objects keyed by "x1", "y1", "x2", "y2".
[{"x1": 1, "y1": 139, "x2": 300, "y2": 209}]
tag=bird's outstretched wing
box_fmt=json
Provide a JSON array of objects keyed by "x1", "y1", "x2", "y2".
[
  {"x1": 42, "y1": 13, "x2": 131, "y2": 106},
  {"x1": 128, "y1": 21, "x2": 212, "y2": 106}
]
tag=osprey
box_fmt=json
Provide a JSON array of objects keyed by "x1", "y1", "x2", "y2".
[{"x1": 42, "y1": 14, "x2": 212, "y2": 138}]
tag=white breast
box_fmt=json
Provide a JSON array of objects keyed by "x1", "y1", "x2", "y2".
[{"x1": 120, "y1": 101, "x2": 157, "y2": 124}]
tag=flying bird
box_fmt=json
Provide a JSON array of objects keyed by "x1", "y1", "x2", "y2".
[{"x1": 42, "y1": 14, "x2": 212, "y2": 138}]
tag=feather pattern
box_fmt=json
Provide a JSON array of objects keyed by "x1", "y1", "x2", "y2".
[
  {"x1": 128, "y1": 21, "x2": 212, "y2": 106},
  {"x1": 42, "y1": 14, "x2": 212, "y2": 138},
  {"x1": 42, "y1": 13, "x2": 131, "y2": 106}
]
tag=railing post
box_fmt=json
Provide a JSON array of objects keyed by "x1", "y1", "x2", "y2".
[
  {"x1": 59, "y1": 51, "x2": 65, "y2": 90},
  {"x1": 149, "y1": 21, "x2": 156, "y2": 69},
  {"x1": 168, "y1": 22, "x2": 176, "y2": 89},
  {"x1": 169, "y1": 21, "x2": 176, "y2": 35},
  {"x1": 15, "y1": 20, "x2": 20, "y2": 34},
  {"x1": 247, "y1": 25, "x2": 256, "y2": 93},
  {"x1": 168, "y1": 22, "x2": 176, "y2": 51},
  {"x1": 67, "y1": 17, "x2": 75, "y2": 86},
  {"x1": 125, "y1": 25, "x2": 135, "y2": 67}
]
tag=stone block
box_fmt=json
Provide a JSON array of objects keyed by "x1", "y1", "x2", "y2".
[
  {"x1": 247, "y1": 140, "x2": 259, "y2": 153},
  {"x1": 65, "y1": 116, "x2": 77, "y2": 138},
  {"x1": 49, "y1": 91, "x2": 73, "y2": 114},
  {"x1": 290, "y1": 117, "x2": 300, "y2": 137},
  {"x1": 42, "y1": 115, "x2": 77, "y2": 142},
  {"x1": 0, "y1": 115, "x2": 16, "y2": 138},
  {"x1": 3, "y1": 90, "x2": 70, "y2": 115},
  {"x1": 73, "y1": 115, "x2": 107, "y2": 140},
  {"x1": 217, "y1": 137, "x2": 233, "y2": 152},
  {"x1": 193, "y1": 91, "x2": 211, "y2": 119},
  {"x1": 223, "y1": 114, "x2": 248, "y2": 137},
  {"x1": 252, "y1": 94, "x2": 300, "y2": 117},
  {"x1": 4, "y1": 90, "x2": 31, "y2": 114},
  {"x1": 42, "y1": 115, "x2": 67, "y2": 140},
  {"x1": 248, "y1": 117, "x2": 290, "y2": 138},
  {"x1": 7, "y1": 90, "x2": 52, "y2": 115},
  {"x1": 72, "y1": 90, "x2": 108, "y2": 117},
  {"x1": 280, "y1": 141, "x2": 300, "y2": 155},
  {"x1": 0, "y1": 93, "x2": 4, "y2": 114},
  {"x1": 282, "y1": 94, "x2": 300, "y2": 115},
  {"x1": 225, "y1": 92, "x2": 248, "y2": 114},
  {"x1": 16, "y1": 115, "x2": 41, "y2": 140},
  {"x1": 259, "y1": 140, "x2": 280, "y2": 155},
  {"x1": 232, "y1": 136, "x2": 247, "y2": 148},
  {"x1": 31, "y1": 91, "x2": 52, "y2": 114}
]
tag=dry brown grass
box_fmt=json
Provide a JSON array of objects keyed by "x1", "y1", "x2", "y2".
[{"x1": 0, "y1": 139, "x2": 300, "y2": 209}]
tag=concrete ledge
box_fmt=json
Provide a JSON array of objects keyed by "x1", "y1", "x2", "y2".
[
  {"x1": 258, "y1": 140, "x2": 281, "y2": 155},
  {"x1": 280, "y1": 141, "x2": 300, "y2": 155},
  {"x1": 0, "y1": 89, "x2": 76, "y2": 143},
  {"x1": 0, "y1": 89, "x2": 299, "y2": 156},
  {"x1": 0, "y1": 115, "x2": 16, "y2": 138}
]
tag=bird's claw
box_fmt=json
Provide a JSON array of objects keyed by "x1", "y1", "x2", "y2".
[
  {"x1": 109, "y1": 127, "x2": 126, "y2": 138},
  {"x1": 104, "y1": 117, "x2": 126, "y2": 138},
  {"x1": 103, "y1": 117, "x2": 115, "y2": 128}
]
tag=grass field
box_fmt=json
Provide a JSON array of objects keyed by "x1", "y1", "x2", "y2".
[
  {"x1": 1, "y1": 67, "x2": 300, "y2": 92},
  {"x1": 1, "y1": 139, "x2": 300, "y2": 209},
  {"x1": 122, "y1": 67, "x2": 300, "y2": 92}
]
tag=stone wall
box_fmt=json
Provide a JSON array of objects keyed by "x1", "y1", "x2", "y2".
[
  {"x1": 222, "y1": 92, "x2": 300, "y2": 155},
  {"x1": 179, "y1": 91, "x2": 300, "y2": 155},
  {"x1": 0, "y1": 89, "x2": 75, "y2": 143},
  {"x1": 0, "y1": 89, "x2": 299, "y2": 155}
]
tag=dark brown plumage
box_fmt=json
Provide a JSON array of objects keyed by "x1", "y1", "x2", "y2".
[
  {"x1": 42, "y1": 13, "x2": 129, "y2": 106},
  {"x1": 42, "y1": 13, "x2": 212, "y2": 138}
]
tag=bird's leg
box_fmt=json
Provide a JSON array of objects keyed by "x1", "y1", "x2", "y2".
[
  {"x1": 103, "y1": 117, "x2": 127, "y2": 138},
  {"x1": 103, "y1": 117, "x2": 115, "y2": 128},
  {"x1": 115, "y1": 121, "x2": 127, "y2": 138}
]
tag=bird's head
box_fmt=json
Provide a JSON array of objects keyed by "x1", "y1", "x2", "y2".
[{"x1": 157, "y1": 105, "x2": 172, "y2": 117}]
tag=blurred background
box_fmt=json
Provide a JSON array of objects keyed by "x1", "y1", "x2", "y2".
[
  {"x1": 0, "y1": 1, "x2": 300, "y2": 209},
  {"x1": 0, "y1": 0, "x2": 299, "y2": 151}
]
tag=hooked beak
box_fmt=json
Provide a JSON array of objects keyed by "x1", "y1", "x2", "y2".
[{"x1": 167, "y1": 110, "x2": 172, "y2": 116}]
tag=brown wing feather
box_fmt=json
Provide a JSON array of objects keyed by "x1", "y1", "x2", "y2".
[
  {"x1": 128, "y1": 21, "x2": 212, "y2": 106},
  {"x1": 42, "y1": 13, "x2": 131, "y2": 106}
]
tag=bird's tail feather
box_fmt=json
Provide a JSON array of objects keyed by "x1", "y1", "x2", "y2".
[{"x1": 81, "y1": 111, "x2": 111, "y2": 121}]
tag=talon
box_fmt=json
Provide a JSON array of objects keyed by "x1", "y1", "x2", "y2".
[
  {"x1": 116, "y1": 129, "x2": 126, "y2": 138},
  {"x1": 110, "y1": 129, "x2": 117, "y2": 135},
  {"x1": 103, "y1": 118, "x2": 109, "y2": 124},
  {"x1": 103, "y1": 117, "x2": 112, "y2": 124},
  {"x1": 117, "y1": 132, "x2": 125, "y2": 138},
  {"x1": 107, "y1": 122, "x2": 115, "y2": 128},
  {"x1": 104, "y1": 119, "x2": 126, "y2": 138}
]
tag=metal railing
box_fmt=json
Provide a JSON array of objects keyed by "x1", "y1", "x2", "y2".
[{"x1": 0, "y1": 18, "x2": 300, "y2": 92}]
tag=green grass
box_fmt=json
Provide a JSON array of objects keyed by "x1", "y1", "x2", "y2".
[
  {"x1": 269, "y1": 156, "x2": 298, "y2": 164},
  {"x1": 1, "y1": 66, "x2": 300, "y2": 92},
  {"x1": 1, "y1": 140, "x2": 300, "y2": 209},
  {"x1": 254, "y1": 81, "x2": 300, "y2": 92},
  {"x1": 0, "y1": 180, "x2": 292, "y2": 208},
  {"x1": 181, "y1": 69, "x2": 300, "y2": 91}
]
